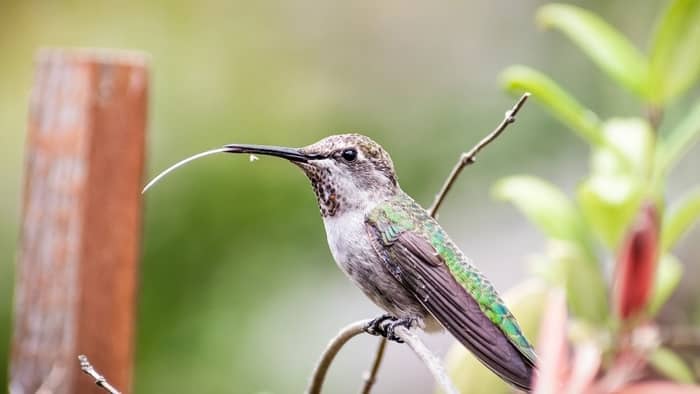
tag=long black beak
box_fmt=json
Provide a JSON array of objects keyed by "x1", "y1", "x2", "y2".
[{"x1": 222, "y1": 144, "x2": 322, "y2": 162}]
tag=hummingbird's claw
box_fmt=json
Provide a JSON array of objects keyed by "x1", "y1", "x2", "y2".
[
  {"x1": 384, "y1": 317, "x2": 416, "y2": 344},
  {"x1": 364, "y1": 313, "x2": 395, "y2": 337},
  {"x1": 364, "y1": 315, "x2": 416, "y2": 344}
]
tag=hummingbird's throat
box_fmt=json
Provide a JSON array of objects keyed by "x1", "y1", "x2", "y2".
[{"x1": 299, "y1": 163, "x2": 341, "y2": 217}]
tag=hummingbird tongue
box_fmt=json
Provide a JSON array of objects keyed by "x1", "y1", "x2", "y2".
[{"x1": 142, "y1": 147, "x2": 230, "y2": 194}]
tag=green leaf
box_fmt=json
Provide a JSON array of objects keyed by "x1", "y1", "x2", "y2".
[
  {"x1": 537, "y1": 4, "x2": 650, "y2": 98},
  {"x1": 577, "y1": 175, "x2": 644, "y2": 249},
  {"x1": 529, "y1": 252, "x2": 567, "y2": 286},
  {"x1": 649, "y1": 0, "x2": 700, "y2": 103},
  {"x1": 649, "y1": 346, "x2": 695, "y2": 384},
  {"x1": 493, "y1": 176, "x2": 593, "y2": 257},
  {"x1": 578, "y1": 119, "x2": 652, "y2": 249},
  {"x1": 648, "y1": 254, "x2": 683, "y2": 316},
  {"x1": 566, "y1": 260, "x2": 609, "y2": 324},
  {"x1": 662, "y1": 186, "x2": 700, "y2": 251},
  {"x1": 553, "y1": 241, "x2": 609, "y2": 323},
  {"x1": 442, "y1": 280, "x2": 548, "y2": 394},
  {"x1": 592, "y1": 118, "x2": 654, "y2": 176},
  {"x1": 656, "y1": 98, "x2": 700, "y2": 178},
  {"x1": 501, "y1": 65, "x2": 603, "y2": 145}
]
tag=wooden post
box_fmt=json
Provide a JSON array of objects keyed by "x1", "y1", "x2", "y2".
[{"x1": 10, "y1": 49, "x2": 148, "y2": 394}]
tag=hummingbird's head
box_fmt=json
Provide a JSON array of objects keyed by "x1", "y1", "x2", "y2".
[
  {"x1": 225, "y1": 133, "x2": 399, "y2": 217},
  {"x1": 297, "y1": 133, "x2": 399, "y2": 216}
]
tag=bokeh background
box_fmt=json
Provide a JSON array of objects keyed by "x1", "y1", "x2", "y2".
[{"x1": 1, "y1": 0, "x2": 698, "y2": 392}]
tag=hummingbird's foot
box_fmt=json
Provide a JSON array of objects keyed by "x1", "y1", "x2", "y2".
[
  {"x1": 364, "y1": 313, "x2": 396, "y2": 337},
  {"x1": 384, "y1": 317, "x2": 416, "y2": 344}
]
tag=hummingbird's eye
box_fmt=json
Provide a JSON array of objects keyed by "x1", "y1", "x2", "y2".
[{"x1": 341, "y1": 148, "x2": 358, "y2": 162}]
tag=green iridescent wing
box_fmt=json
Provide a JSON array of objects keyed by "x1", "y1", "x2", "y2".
[{"x1": 366, "y1": 196, "x2": 537, "y2": 390}]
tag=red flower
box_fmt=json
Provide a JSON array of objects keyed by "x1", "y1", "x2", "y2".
[{"x1": 614, "y1": 202, "x2": 660, "y2": 322}]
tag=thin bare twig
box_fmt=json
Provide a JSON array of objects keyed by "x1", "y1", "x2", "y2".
[
  {"x1": 359, "y1": 337, "x2": 387, "y2": 394},
  {"x1": 308, "y1": 320, "x2": 372, "y2": 394},
  {"x1": 429, "y1": 92, "x2": 530, "y2": 216},
  {"x1": 358, "y1": 93, "x2": 532, "y2": 393},
  {"x1": 306, "y1": 321, "x2": 458, "y2": 394},
  {"x1": 78, "y1": 355, "x2": 121, "y2": 394},
  {"x1": 393, "y1": 326, "x2": 459, "y2": 394}
]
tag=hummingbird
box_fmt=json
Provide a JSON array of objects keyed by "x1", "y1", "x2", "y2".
[{"x1": 145, "y1": 133, "x2": 537, "y2": 391}]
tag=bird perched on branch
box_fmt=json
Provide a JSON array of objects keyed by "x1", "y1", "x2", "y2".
[{"x1": 226, "y1": 134, "x2": 537, "y2": 391}]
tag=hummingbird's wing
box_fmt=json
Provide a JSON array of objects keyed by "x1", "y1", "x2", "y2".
[{"x1": 366, "y1": 204, "x2": 536, "y2": 391}]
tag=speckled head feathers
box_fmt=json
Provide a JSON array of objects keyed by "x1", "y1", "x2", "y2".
[{"x1": 296, "y1": 133, "x2": 399, "y2": 217}]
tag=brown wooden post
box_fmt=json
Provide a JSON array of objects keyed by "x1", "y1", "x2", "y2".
[{"x1": 10, "y1": 49, "x2": 148, "y2": 394}]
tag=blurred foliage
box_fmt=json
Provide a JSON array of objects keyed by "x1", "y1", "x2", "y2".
[
  {"x1": 447, "y1": 1, "x2": 700, "y2": 392},
  {"x1": 0, "y1": 0, "x2": 696, "y2": 393}
]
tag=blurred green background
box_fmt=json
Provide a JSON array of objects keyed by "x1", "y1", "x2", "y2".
[{"x1": 1, "y1": 0, "x2": 698, "y2": 392}]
